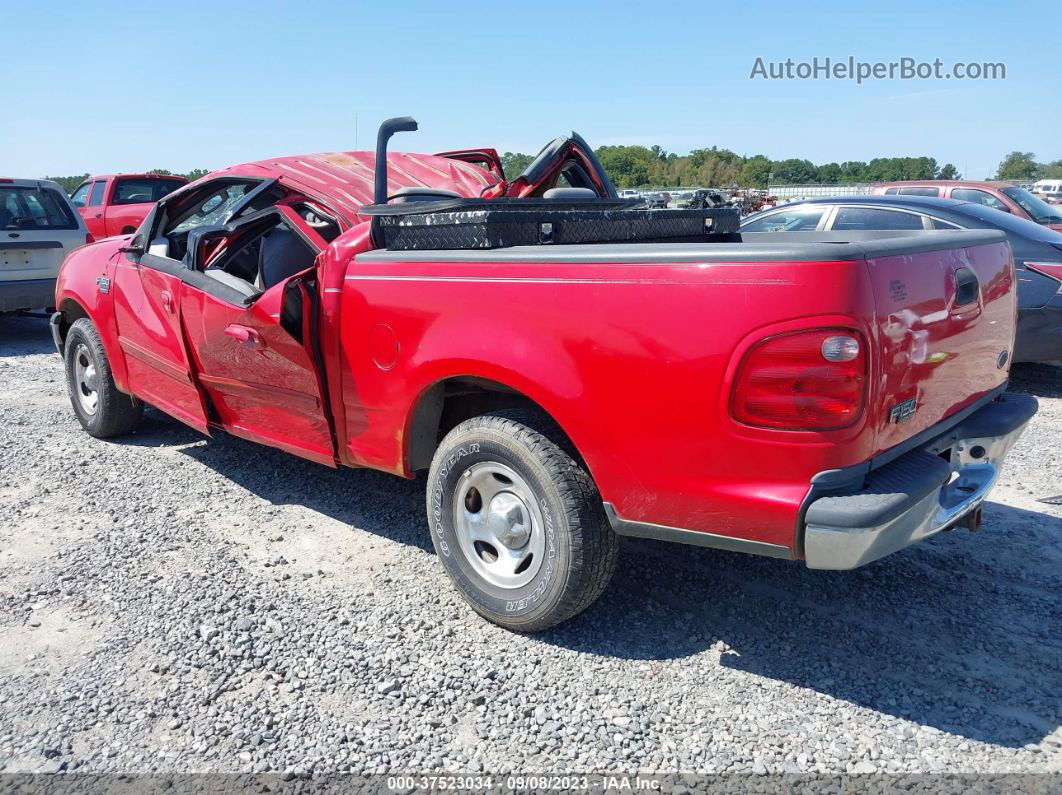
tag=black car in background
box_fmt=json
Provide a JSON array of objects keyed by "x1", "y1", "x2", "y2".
[{"x1": 740, "y1": 195, "x2": 1062, "y2": 363}]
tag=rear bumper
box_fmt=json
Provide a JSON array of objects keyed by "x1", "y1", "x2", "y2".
[
  {"x1": 803, "y1": 393, "x2": 1038, "y2": 569},
  {"x1": 0, "y1": 277, "x2": 57, "y2": 312}
]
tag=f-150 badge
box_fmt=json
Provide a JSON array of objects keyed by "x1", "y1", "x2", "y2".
[{"x1": 889, "y1": 398, "x2": 917, "y2": 423}]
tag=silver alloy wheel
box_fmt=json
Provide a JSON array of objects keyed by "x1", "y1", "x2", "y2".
[
  {"x1": 73, "y1": 343, "x2": 100, "y2": 416},
  {"x1": 452, "y1": 461, "x2": 546, "y2": 589}
]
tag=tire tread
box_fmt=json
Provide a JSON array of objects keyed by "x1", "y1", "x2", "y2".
[
  {"x1": 65, "y1": 318, "x2": 143, "y2": 438},
  {"x1": 429, "y1": 408, "x2": 618, "y2": 631}
]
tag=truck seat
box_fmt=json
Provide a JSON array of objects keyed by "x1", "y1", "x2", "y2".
[
  {"x1": 542, "y1": 187, "x2": 597, "y2": 200},
  {"x1": 259, "y1": 228, "x2": 315, "y2": 290}
]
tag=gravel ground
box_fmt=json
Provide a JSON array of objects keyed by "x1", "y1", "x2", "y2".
[{"x1": 0, "y1": 313, "x2": 1060, "y2": 778}]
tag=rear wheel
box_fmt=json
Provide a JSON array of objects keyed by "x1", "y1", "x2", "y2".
[
  {"x1": 64, "y1": 318, "x2": 143, "y2": 438},
  {"x1": 426, "y1": 409, "x2": 618, "y2": 631}
]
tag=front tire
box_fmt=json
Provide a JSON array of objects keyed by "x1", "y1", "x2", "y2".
[
  {"x1": 426, "y1": 410, "x2": 618, "y2": 631},
  {"x1": 64, "y1": 318, "x2": 143, "y2": 438}
]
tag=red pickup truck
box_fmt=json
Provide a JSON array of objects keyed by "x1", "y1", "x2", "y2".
[
  {"x1": 51, "y1": 119, "x2": 1036, "y2": 631},
  {"x1": 70, "y1": 174, "x2": 188, "y2": 240}
]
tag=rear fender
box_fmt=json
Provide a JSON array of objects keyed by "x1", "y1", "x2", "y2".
[{"x1": 397, "y1": 329, "x2": 631, "y2": 496}]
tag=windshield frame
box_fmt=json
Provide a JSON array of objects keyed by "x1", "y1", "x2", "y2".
[{"x1": 1001, "y1": 187, "x2": 1062, "y2": 225}]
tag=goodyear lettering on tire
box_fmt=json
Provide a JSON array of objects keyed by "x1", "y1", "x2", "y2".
[{"x1": 433, "y1": 443, "x2": 480, "y2": 557}]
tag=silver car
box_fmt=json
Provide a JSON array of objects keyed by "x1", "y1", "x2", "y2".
[{"x1": 1, "y1": 178, "x2": 90, "y2": 312}]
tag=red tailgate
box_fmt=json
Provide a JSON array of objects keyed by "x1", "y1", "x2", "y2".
[{"x1": 866, "y1": 239, "x2": 1015, "y2": 456}]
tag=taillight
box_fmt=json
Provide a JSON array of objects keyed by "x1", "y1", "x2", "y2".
[
  {"x1": 731, "y1": 329, "x2": 867, "y2": 431},
  {"x1": 1025, "y1": 262, "x2": 1062, "y2": 293}
]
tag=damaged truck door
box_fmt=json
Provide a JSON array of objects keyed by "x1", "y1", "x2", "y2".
[{"x1": 179, "y1": 206, "x2": 336, "y2": 466}]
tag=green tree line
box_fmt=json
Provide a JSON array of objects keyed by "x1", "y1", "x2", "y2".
[
  {"x1": 504, "y1": 148, "x2": 959, "y2": 189},
  {"x1": 43, "y1": 150, "x2": 1062, "y2": 196},
  {"x1": 994, "y1": 152, "x2": 1062, "y2": 182},
  {"x1": 43, "y1": 168, "x2": 210, "y2": 195},
  {"x1": 507, "y1": 147, "x2": 1062, "y2": 189}
]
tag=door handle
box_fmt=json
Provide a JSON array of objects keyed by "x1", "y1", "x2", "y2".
[
  {"x1": 224, "y1": 324, "x2": 265, "y2": 350},
  {"x1": 953, "y1": 267, "x2": 979, "y2": 307},
  {"x1": 94, "y1": 212, "x2": 102, "y2": 218},
  {"x1": 160, "y1": 290, "x2": 174, "y2": 314}
]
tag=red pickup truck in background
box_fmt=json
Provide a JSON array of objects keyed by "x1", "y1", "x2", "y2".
[
  {"x1": 50, "y1": 119, "x2": 1036, "y2": 631},
  {"x1": 871, "y1": 180, "x2": 1062, "y2": 233},
  {"x1": 70, "y1": 174, "x2": 188, "y2": 240}
]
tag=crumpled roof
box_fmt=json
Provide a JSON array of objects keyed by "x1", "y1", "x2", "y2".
[{"x1": 214, "y1": 151, "x2": 499, "y2": 225}]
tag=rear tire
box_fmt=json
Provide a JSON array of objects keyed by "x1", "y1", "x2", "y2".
[
  {"x1": 64, "y1": 318, "x2": 143, "y2": 438},
  {"x1": 426, "y1": 409, "x2": 618, "y2": 631}
]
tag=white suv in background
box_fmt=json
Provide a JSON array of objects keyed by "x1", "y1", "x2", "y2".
[
  {"x1": 1031, "y1": 180, "x2": 1062, "y2": 205},
  {"x1": 1, "y1": 178, "x2": 91, "y2": 312}
]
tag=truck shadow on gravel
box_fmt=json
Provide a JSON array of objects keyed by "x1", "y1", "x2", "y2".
[
  {"x1": 106, "y1": 384, "x2": 1061, "y2": 752},
  {"x1": 151, "y1": 412, "x2": 1061, "y2": 750},
  {"x1": 547, "y1": 505, "x2": 1062, "y2": 750},
  {"x1": 126, "y1": 411, "x2": 434, "y2": 553}
]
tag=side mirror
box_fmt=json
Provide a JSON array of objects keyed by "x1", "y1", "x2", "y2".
[{"x1": 118, "y1": 234, "x2": 144, "y2": 255}]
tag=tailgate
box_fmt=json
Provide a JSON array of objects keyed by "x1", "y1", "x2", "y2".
[
  {"x1": 0, "y1": 239, "x2": 67, "y2": 281},
  {"x1": 865, "y1": 232, "x2": 1015, "y2": 456}
]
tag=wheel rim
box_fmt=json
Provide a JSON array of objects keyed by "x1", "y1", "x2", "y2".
[
  {"x1": 452, "y1": 461, "x2": 546, "y2": 589},
  {"x1": 73, "y1": 344, "x2": 100, "y2": 416}
]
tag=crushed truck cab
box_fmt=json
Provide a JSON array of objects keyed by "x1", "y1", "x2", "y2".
[{"x1": 52, "y1": 118, "x2": 1035, "y2": 631}]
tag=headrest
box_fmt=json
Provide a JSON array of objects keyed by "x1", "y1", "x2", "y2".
[
  {"x1": 542, "y1": 187, "x2": 598, "y2": 200},
  {"x1": 389, "y1": 187, "x2": 463, "y2": 204}
]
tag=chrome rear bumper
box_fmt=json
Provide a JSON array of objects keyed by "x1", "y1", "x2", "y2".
[{"x1": 803, "y1": 393, "x2": 1037, "y2": 570}]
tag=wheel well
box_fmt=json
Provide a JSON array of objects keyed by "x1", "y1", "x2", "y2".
[
  {"x1": 56, "y1": 299, "x2": 90, "y2": 344},
  {"x1": 407, "y1": 377, "x2": 576, "y2": 472}
]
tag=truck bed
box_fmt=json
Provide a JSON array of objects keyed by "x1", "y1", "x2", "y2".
[
  {"x1": 342, "y1": 227, "x2": 1014, "y2": 553},
  {"x1": 356, "y1": 229, "x2": 1005, "y2": 263}
]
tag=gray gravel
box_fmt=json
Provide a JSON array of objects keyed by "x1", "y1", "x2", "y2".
[{"x1": 1, "y1": 313, "x2": 1060, "y2": 777}]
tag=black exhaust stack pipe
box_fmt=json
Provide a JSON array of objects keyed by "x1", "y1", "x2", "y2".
[{"x1": 371, "y1": 116, "x2": 418, "y2": 246}]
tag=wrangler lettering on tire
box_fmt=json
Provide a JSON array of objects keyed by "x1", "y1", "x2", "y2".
[{"x1": 425, "y1": 409, "x2": 618, "y2": 632}]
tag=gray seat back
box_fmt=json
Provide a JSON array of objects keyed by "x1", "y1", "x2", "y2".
[{"x1": 259, "y1": 228, "x2": 315, "y2": 290}]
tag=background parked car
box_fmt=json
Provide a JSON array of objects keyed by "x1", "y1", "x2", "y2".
[
  {"x1": 740, "y1": 194, "x2": 1062, "y2": 363},
  {"x1": 70, "y1": 174, "x2": 188, "y2": 239},
  {"x1": 643, "y1": 191, "x2": 667, "y2": 208},
  {"x1": 872, "y1": 180, "x2": 1062, "y2": 232},
  {"x1": 684, "y1": 188, "x2": 729, "y2": 209},
  {"x1": 1031, "y1": 179, "x2": 1062, "y2": 205},
  {"x1": 1, "y1": 178, "x2": 91, "y2": 312}
]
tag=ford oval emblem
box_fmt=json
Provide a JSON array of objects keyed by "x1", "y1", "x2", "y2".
[{"x1": 996, "y1": 350, "x2": 1009, "y2": 369}]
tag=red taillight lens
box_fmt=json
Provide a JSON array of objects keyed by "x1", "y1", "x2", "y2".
[
  {"x1": 1025, "y1": 262, "x2": 1062, "y2": 292},
  {"x1": 731, "y1": 329, "x2": 867, "y2": 431}
]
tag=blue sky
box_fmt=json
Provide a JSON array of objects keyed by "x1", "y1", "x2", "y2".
[{"x1": 2, "y1": 1, "x2": 1058, "y2": 180}]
